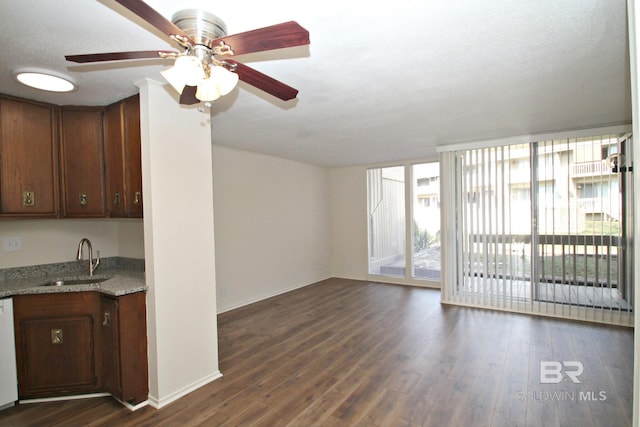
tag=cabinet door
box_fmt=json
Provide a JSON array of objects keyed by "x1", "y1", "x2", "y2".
[
  {"x1": 103, "y1": 103, "x2": 126, "y2": 217},
  {"x1": 123, "y1": 95, "x2": 143, "y2": 217},
  {"x1": 101, "y1": 292, "x2": 148, "y2": 405},
  {"x1": 103, "y1": 95, "x2": 142, "y2": 218},
  {"x1": 13, "y1": 292, "x2": 100, "y2": 398},
  {"x1": 59, "y1": 108, "x2": 106, "y2": 217},
  {"x1": 100, "y1": 295, "x2": 121, "y2": 397},
  {"x1": 117, "y1": 292, "x2": 148, "y2": 404},
  {"x1": 18, "y1": 316, "x2": 97, "y2": 397},
  {"x1": 0, "y1": 97, "x2": 59, "y2": 216}
]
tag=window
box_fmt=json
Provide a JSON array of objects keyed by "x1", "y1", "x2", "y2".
[
  {"x1": 412, "y1": 162, "x2": 441, "y2": 280},
  {"x1": 367, "y1": 166, "x2": 406, "y2": 276},
  {"x1": 367, "y1": 162, "x2": 441, "y2": 281},
  {"x1": 577, "y1": 182, "x2": 610, "y2": 199}
]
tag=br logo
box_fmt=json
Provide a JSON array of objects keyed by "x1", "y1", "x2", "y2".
[{"x1": 540, "y1": 361, "x2": 584, "y2": 384}]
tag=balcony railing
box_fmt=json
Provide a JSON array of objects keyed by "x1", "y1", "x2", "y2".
[
  {"x1": 571, "y1": 160, "x2": 613, "y2": 177},
  {"x1": 467, "y1": 233, "x2": 620, "y2": 288}
]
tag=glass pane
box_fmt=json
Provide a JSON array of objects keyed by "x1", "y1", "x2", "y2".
[
  {"x1": 367, "y1": 166, "x2": 406, "y2": 276},
  {"x1": 535, "y1": 135, "x2": 624, "y2": 308},
  {"x1": 455, "y1": 144, "x2": 533, "y2": 303},
  {"x1": 412, "y1": 162, "x2": 441, "y2": 280}
]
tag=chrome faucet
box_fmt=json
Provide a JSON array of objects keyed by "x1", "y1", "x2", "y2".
[{"x1": 76, "y1": 238, "x2": 100, "y2": 276}]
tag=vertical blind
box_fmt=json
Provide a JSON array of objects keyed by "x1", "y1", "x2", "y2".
[{"x1": 440, "y1": 134, "x2": 633, "y2": 326}]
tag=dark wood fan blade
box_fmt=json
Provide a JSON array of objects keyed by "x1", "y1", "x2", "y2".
[
  {"x1": 179, "y1": 85, "x2": 199, "y2": 105},
  {"x1": 114, "y1": 0, "x2": 195, "y2": 45},
  {"x1": 215, "y1": 21, "x2": 309, "y2": 56},
  {"x1": 65, "y1": 50, "x2": 178, "y2": 63},
  {"x1": 226, "y1": 60, "x2": 299, "y2": 101}
]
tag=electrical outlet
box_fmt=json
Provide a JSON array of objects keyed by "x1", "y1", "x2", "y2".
[
  {"x1": 3, "y1": 237, "x2": 23, "y2": 252},
  {"x1": 220, "y1": 287, "x2": 227, "y2": 298}
]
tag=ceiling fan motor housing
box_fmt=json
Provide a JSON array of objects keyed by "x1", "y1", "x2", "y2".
[{"x1": 171, "y1": 9, "x2": 228, "y2": 48}]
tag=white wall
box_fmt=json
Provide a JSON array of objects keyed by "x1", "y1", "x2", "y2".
[
  {"x1": 329, "y1": 166, "x2": 368, "y2": 280},
  {"x1": 116, "y1": 219, "x2": 145, "y2": 258},
  {"x1": 138, "y1": 79, "x2": 220, "y2": 408},
  {"x1": 212, "y1": 145, "x2": 331, "y2": 313},
  {"x1": 0, "y1": 219, "x2": 143, "y2": 268}
]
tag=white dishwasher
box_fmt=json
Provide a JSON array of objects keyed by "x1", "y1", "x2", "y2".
[{"x1": 0, "y1": 298, "x2": 17, "y2": 410}]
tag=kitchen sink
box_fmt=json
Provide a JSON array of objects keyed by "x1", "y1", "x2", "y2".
[{"x1": 40, "y1": 276, "x2": 111, "y2": 287}]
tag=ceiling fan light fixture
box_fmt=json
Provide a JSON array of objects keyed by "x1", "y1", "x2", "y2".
[
  {"x1": 14, "y1": 69, "x2": 76, "y2": 92},
  {"x1": 161, "y1": 55, "x2": 205, "y2": 94},
  {"x1": 175, "y1": 55, "x2": 205, "y2": 85},
  {"x1": 160, "y1": 65, "x2": 186, "y2": 94},
  {"x1": 195, "y1": 66, "x2": 239, "y2": 102},
  {"x1": 195, "y1": 77, "x2": 221, "y2": 102},
  {"x1": 211, "y1": 65, "x2": 239, "y2": 96}
]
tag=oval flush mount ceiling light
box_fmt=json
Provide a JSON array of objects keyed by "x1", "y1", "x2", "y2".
[{"x1": 14, "y1": 69, "x2": 77, "y2": 92}]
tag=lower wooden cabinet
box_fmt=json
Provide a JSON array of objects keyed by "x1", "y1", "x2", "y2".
[
  {"x1": 13, "y1": 291, "x2": 147, "y2": 403},
  {"x1": 13, "y1": 293, "x2": 100, "y2": 398},
  {"x1": 100, "y1": 292, "x2": 148, "y2": 405}
]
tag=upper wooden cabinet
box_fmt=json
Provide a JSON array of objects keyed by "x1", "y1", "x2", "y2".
[
  {"x1": 104, "y1": 95, "x2": 142, "y2": 218},
  {"x1": 59, "y1": 107, "x2": 106, "y2": 217},
  {"x1": 0, "y1": 97, "x2": 59, "y2": 217},
  {"x1": 123, "y1": 96, "x2": 143, "y2": 218},
  {"x1": 0, "y1": 94, "x2": 142, "y2": 219},
  {"x1": 104, "y1": 103, "x2": 125, "y2": 216}
]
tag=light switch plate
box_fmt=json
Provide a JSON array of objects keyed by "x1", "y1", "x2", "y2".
[{"x1": 3, "y1": 237, "x2": 23, "y2": 252}]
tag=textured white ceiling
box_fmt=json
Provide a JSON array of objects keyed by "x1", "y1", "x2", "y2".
[{"x1": 0, "y1": 0, "x2": 631, "y2": 166}]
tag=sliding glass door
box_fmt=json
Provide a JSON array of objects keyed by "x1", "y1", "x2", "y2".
[
  {"x1": 441, "y1": 132, "x2": 633, "y2": 324},
  {"x1": 533, "y1": 136, "x2": 631, "y2": 312}
]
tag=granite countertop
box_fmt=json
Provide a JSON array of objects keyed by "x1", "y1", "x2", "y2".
[{"x1": 0, "y1": 257, "x2": 146, "y2": 298}]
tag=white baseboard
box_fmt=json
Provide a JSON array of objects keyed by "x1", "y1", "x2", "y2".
[
  {"x1": 0, "y1": 402, "x2": 15, "y2": 411},
  {"x1": 19, "y1": 392, "x2": 110, "y2": 404},
  {"x1": 217, "y1": 276, "x2": 332, "y2": 314},
  {"x1": 113, "y1": 397, "x2": 149, "y2": 411},
  {"x1": 147, "y1": 371, "x2": 223, "y2": 409},
  {"x1": 19, "y1": 393, "x2": 148, "y2": 411}
]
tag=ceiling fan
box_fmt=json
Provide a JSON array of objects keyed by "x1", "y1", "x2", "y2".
[{"x1": 65, "y1": 0, "x2": 310, "y2": 106}]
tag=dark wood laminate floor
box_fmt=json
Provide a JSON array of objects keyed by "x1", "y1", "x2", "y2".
[{"x1": 0, "y1": 278, "x2": 633, "y2": 426}]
